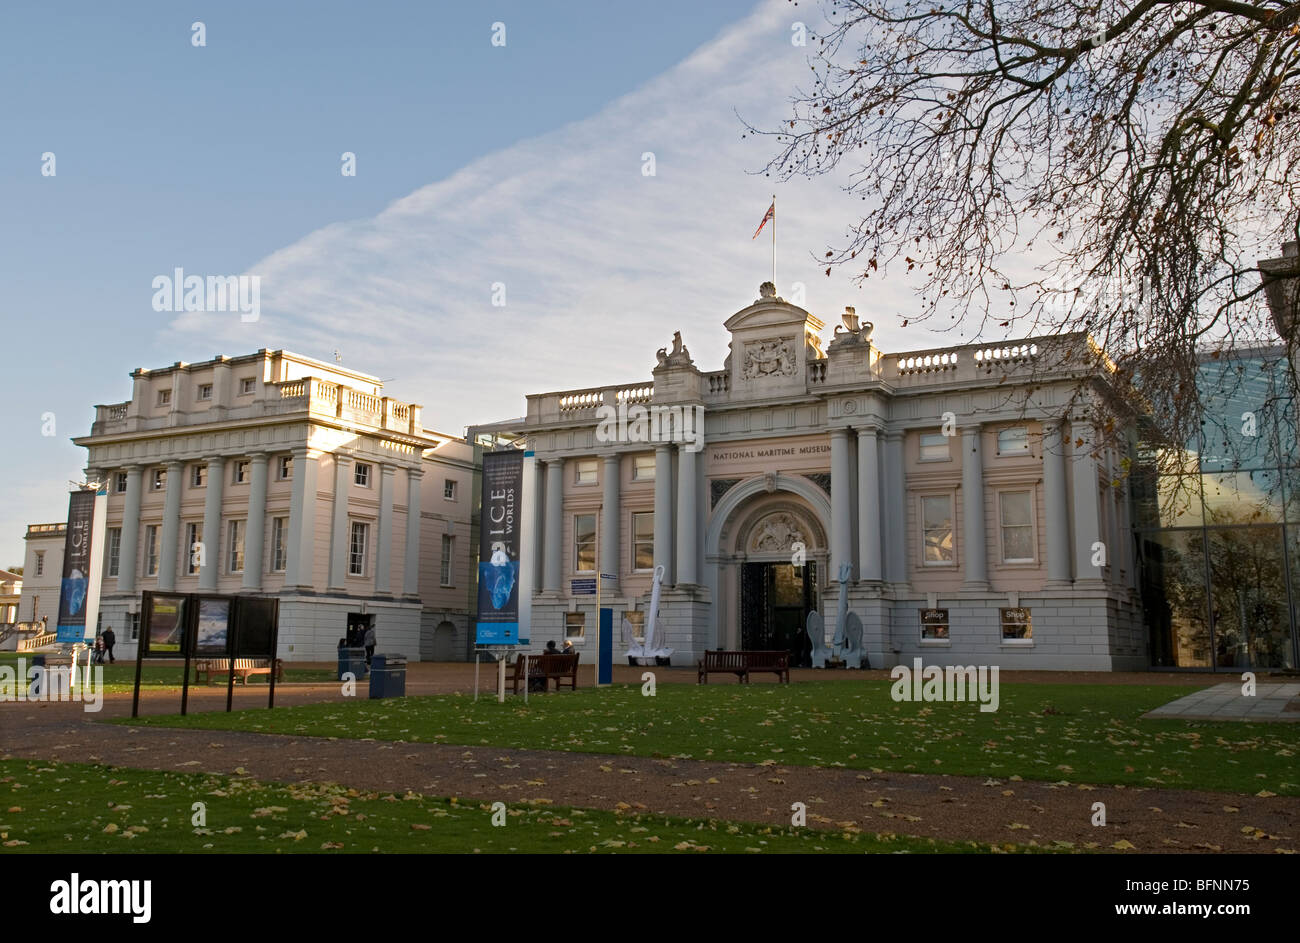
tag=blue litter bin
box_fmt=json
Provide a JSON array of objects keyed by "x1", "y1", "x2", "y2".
[
  {"x1": 338, "y1": 647, "x2": 368, "y2": 681},
  {"x1": 368, "y1": 653, "x2": 407, "y2": 699}
]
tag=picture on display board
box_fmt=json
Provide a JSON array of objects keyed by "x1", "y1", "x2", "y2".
[
  {"x1": 194, "y1": 597, "x2": 232, "y2": 655},
  {"x1": 143, "y1": 593, "x2": 187, "y2": 656}
]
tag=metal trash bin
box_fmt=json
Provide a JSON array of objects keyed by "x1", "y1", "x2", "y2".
[
  {"x1": 338, "y1": 646, "x2": 368, "y2": 681},
  {"x1": 369, "y1": 653, "x2": 407, "y2": 699}
]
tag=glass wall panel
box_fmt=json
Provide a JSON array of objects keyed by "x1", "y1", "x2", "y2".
[
  {"x1": 1206, "y1": 525, "x2": 1292, "y2": 669},
  {"x1": 1201, "y1": 469, "x2": 1284, "y2": 525},
  {"x1": 1139, "y1": 530, "x2": 1212, "y2": 668}
]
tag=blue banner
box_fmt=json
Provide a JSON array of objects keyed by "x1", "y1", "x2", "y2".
[
  {"x1": 55, "y1": 491, "x2": 95, "y2": 644},
  {"x1": 475, "y1": 450, "x2": 524, "y2": 645}
]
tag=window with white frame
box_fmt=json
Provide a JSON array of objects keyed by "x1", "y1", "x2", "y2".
[
  {"x1": 440, "y1": 535, "x2": 454, "y2": 586},
  {"x1": 107, "y1": 528, "x2": 120, "y2": 577},
  {"x1": 575, "y1": 459, "x2": 597, "y2": 484},
  {"x1": 271, "y1": 517, "x2": 288, "y2": 571},
  {"x1": 565, "y1": 611, "x2": 586, "y2": 639},
  {"x1": 920, "y1": 494, "x2": 954, "y2": 565},
  {"x1": 623, "y1": 610, "x2": 645, "y2": 639},
  {"x1": 999, "y1": 490, "x2": 1035, "y2": 562},
  {"x1": 35, "y1": 551, "x2": 45, "y2": 576},
  {"x1": 919, "y1": 432, "x2": 950, "y2": 461},
  {"x1": 191, "y1": 465, "x2": 204, "y2": 488},
  {"x1": 157, "y1": 389, "x2": 171, "y2": 406},
  {"x1": 633, "y1": 454, "x2": 655, "y2": 481},
  {"x1": 278, "y1": 455, "x2": 293, "y2": 480},
  {"x1": 1001, "y1": 607, "x2": 1032, "y2": 640},
  {"x1": 115, "y1": 472, "x2": 128, "y2": 493},
  {"x1": 233, "y1": 460, "x2": 249, "y2": 484},
  {"x1": 151, "y1": 468, "x2": 166, "y2": 491},
  {"x1": 186, "y1": 522, "x2": 203, "y2": 574},
  {"x1": 197, "y1": 383, "x2": 213, "y2": 401},
  {"x1": 444, "y1": 479, "x2": 457, "y2": 501},
  {"x1": 354, "y1": 463, "x2": 371, "y2": 487},
  {"x1": 349, "y1": 522, "x2": 369, "y2": 576},
  {"x1": 920, "y1": 608, "x2": 949, "y2": 640},
  {"x1": 228, "y1": 520, "x2": 245, "y2": 573},
  {"x1": 239, "y1": 377, "x2": 256, "y2": 395},
  {"x1": 997, "y1": 426, "x2": 1030, "y2": 455},
  {"x1": 632, "y1": 511, "x2": 654, "y2": 570},
  {"x1": 127, "y1": 612, "x2": 141, "y2": 641},
  {"x1": 574, "y1": 513, "x2": 596, "y2": 572},
  {"x1": 145, "y1": 525, "x2": 159, "y2": 576}
]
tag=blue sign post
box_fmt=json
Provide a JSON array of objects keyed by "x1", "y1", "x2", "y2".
[{"x1": 598, "y1": 607, "x2": 612, "y2": 685}]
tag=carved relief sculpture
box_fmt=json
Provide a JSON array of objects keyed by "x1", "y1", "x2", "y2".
[
  {"x1": 750, "y1": 512, "x2": 806, "y2": 553},
  {"x1": 741, "y1": 337, "x2": 796, "y2": 378}
]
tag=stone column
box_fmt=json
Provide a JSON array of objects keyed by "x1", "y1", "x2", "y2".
[
  {"x1": 653, "y1": 444, "x2": 674, "y2": 583},
  {"x1": 1042, "y1": 420, "x2": 1072, "y2": 586},
  {"x1": 328, "y1": 455, "x2": 354, "y2": 590},
  {"x1": 882, "y1": 432, "x2": 906, "y2": 584},
  {"x1": 285, "y1": 447, "x2": 319, "y2": 591},
  {"x1": 199, "y1": 456, "x2": 226, "y2": 592},
  {"x1": 241, "y1": 453, "x2": 269, "y2": 591},
  {"x1": 374, "y1": 464, "x2": 395, "y2": 596},
  {"x1": 402, "y1": 467, "x2": 423, "y2": 597},
  {"x1": 157, "y1": 460, "x2": 184, "y2": 591},
  {"x1": 601, "y1": 454, "x2": 620, "y2": 592},
  {"x1": 117, "y1": 465, "x2": 143, "y2": 592},
  {"x1": 856, "y1": 426, "x2": 882, "y2": 581},
  {"x1": 1072, "y1": 421, "x2": 1104, "y2": 584},
  {"x1": 961, "y1": 425, "x2": 988, "y2": 589},
  {"x1": 532, "y1": 460, "x2": 546, "y2": 593},
  {"x1": 830, "y1": 429, "x2": 854, "y2": 581},
  {"x1": 543, "y1": 459, "x2": 564, "y2": 592},
  {"x1": 675, "y1": 446, "x2": 698, "y2": 585}
]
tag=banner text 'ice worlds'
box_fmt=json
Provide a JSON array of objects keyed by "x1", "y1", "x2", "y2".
[
  {"x1": 55, "y1": 491, "x2": 95, "y2": 643},
  {"x1": 475, "y1": 450, "x2": 526, "y2": 645}
]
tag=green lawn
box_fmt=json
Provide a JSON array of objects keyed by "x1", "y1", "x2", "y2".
[
  {"x1": 0, "y1": 758, "x2": 1023, "y2": 854},
  {"x1": 122, "y1": 681, "x2": 1300, "y2": 796},
  {"x1": 0, "y1": 651, "x2": 335, "y2": 692}
]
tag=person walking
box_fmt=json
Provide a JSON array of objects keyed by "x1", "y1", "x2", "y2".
[
  {"x1": 92, "y1": 635, "x2": 105, "y2": 665},
  {"x1": 363, "y1": 625, "x2": 376, "y2": 667},
  {"x1": 102, "y1": 625, "x2": 116, "y2": 663}
]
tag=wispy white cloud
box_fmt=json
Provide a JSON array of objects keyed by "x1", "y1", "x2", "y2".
[{"x1": 166, "y1": 0, "x2": 950, "y2": 433}]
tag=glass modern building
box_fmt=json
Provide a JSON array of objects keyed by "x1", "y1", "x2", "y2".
[{"x1": 1135, "y1": 348, "x2": 1300, "y2": 670}]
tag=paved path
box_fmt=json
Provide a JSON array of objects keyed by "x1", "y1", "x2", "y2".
[{"x1": 1143, "y1": 683, "x2": 1300, "y2": 722}]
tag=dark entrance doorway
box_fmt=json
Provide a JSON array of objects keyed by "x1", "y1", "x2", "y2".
[
  {"x1": 740, "y1": 562, "x2": 817, "y2": 665},
  {"x1": 346, "y1": 613, "x2": 373, "y2": 649}
]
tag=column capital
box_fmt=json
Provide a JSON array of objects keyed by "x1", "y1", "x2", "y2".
[
  {"x1": 654, "y1": 441, "x2": 675, "y2": 454},
  {"x1": 380, "y1": 463, "x2": 397, "y2": 476},
  {"x1": 602, "y1": 453, "x2": 620, "y2": 465},
  {"x1": 248, "y1": 451, "x2": 269, "y2": 462},
  {"x1": 334, "y1": 453, "x2": 354, "y2": 465},
  {"x1": 165, "y1": 458, "x2": 185, "y2": 470},
  {"x1": 202, "y1": 455, "x2": 226, "y2": 466},
  {"x1": 407, "y1": 465, "x2": 425, "y2": 480},
  {"x1": 121, "y1": 462, "x2": 143, "y2": 472}
]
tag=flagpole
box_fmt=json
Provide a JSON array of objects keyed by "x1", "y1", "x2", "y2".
[{"x1": 771, "y1": 193, "x2": 776, "y2": 286}]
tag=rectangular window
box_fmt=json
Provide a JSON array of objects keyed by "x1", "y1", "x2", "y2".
[
  {"x1": 349, "y1": 522, "x2": 369, "y2": 576},
  {"x1": 575, "y1": 459, "x2": 597, "y2": 484},
  {"x1": 151, "y1": 468, "x2": 166, "y2": 491},
  {"x1": 999, "y1": 490, "x2": 1035, "y2": 562},
  {"x1": 574, "y1": 513, "x2": 596, "y2": 573},
  {"x1": 440, "y1": 535, "x2": 454, "y2": 586},
  {"x1": 228, "y1": 520, "x2": 244, "y2": 573},
  {"x1": 921, "y1": 495, "x2": 954, "y2": 565},
  {"x1": 197, "y1": 383, "x2": 213, "y2": 400},
  {"x1": 623, "y1": 610, "x2": 645, "y2": 638},
  {"x1": 157, "y1": 389, "x2": 171, "y2": 406},
  {"x1": 565, "y1": 612, "x2": 586, "y2": 639},
  {"x1": 233, "y1": 460, "x2": 249, "y2": 484},
  {"x1": 191, "y1": 465, "x2": 205, "y2": 488},
  {"x1": 632, "y1": 511, "x2": 655, "y2": 570},
  {"x1": 443, "y1": 479, "x2": 457, "y2": 500},
  {"x1": 919, "y1": 432, "x2": 950, "y2": 461},
  {"x1": 186, "y1": 523, "x2": 203, "y2": 574},
  {"x1": 997, "y1": 426, "x2": 1030, "y2": 455},
  {"x1": 920, "y1": 608, "x2": 950, "y2": 640},
  {"x1": 127, "y1": 612, "x2": 141, "y2": 642},
  {"x1": 145, "y1": 525, "x2": 159, "y2": 576},
  {"x1": 633, "y1": 454, "x2": 655, "y2": 481},
  {"x1": 35, "y1": 551, "x2": 45, "y2": 576},
  {"x1": 240, "y1": 377, "x2": 256, "y2": 395},
  {"x1": 106, "y1": 529, "x2": 121, "y2": 577},
  {"x1": 1001, "y1": 607, "x2": 1032, "y2": 640},
  {"x1": 115, "y1": 472, "x2": 128, "y2": 493},
  {"x1": 278, "y1": 455, "x2": 293, "y2": 480},
  {"x1": 354, "y1": 463, "x2": 371, "y2": 487},
  {"x1": 271, "y1": 517, "x2": 288, "y2": 571}
]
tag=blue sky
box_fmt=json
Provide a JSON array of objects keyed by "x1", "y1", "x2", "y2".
[{"x1": 0, "y1": 0, "x2": 954, "y2": 567}]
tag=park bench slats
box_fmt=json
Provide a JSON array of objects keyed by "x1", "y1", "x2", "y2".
[
  {"x1": 509, "y1": 652, "x2": 580, "y2": 694},
  {"x1": 697, "y1": 650, "x2": 790, "y2": 684},
  {"x1": 193, "y1": 658, "x2": 284, "y2": 685}
]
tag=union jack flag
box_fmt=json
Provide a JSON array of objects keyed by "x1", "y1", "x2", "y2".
[{"x1": 752, "y1": 201, "x2": 774, "y2": 239}]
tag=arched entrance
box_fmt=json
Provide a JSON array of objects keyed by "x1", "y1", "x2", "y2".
[{"x1": 704, "y1": 474, "x2": 830, "y2": 662}]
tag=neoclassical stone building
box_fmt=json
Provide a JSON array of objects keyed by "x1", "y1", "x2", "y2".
[
  {"x1": 74, "y1": 350, "x2": 475, "y2": 660},
  {"x1": 472, "y1": 283, "x2": 1144, "y2": 670}
]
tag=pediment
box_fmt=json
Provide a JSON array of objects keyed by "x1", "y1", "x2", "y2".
[{"x1": 724, "y1": 299, "x2": 824, "y2": 335}]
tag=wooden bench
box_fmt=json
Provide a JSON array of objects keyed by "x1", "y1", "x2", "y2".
[
  {"x1": 697, "y1": 650, "x2": 790, "y2": 684},
  {"x1": 509, "y1": 652, "x2": 580, "y2": 694},
  {"x1": 194, "y1": 658, "x2": 284, "y2": 685}
]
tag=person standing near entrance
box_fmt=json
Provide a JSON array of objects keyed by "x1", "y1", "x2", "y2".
[
  {"x1": 363, "y1": 625, "x2": 376, "y2": 666},
  {"x1": 102, "y1": 625, "x2": 116, "y2": 663}
]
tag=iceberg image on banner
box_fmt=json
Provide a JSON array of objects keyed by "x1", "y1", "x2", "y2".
[
  {"x1": 63, "y1": 569, "x2": 87, "y2": 616},
  {"x1": 480, "y1": 547, "x2": 518, "y2": 610}
]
